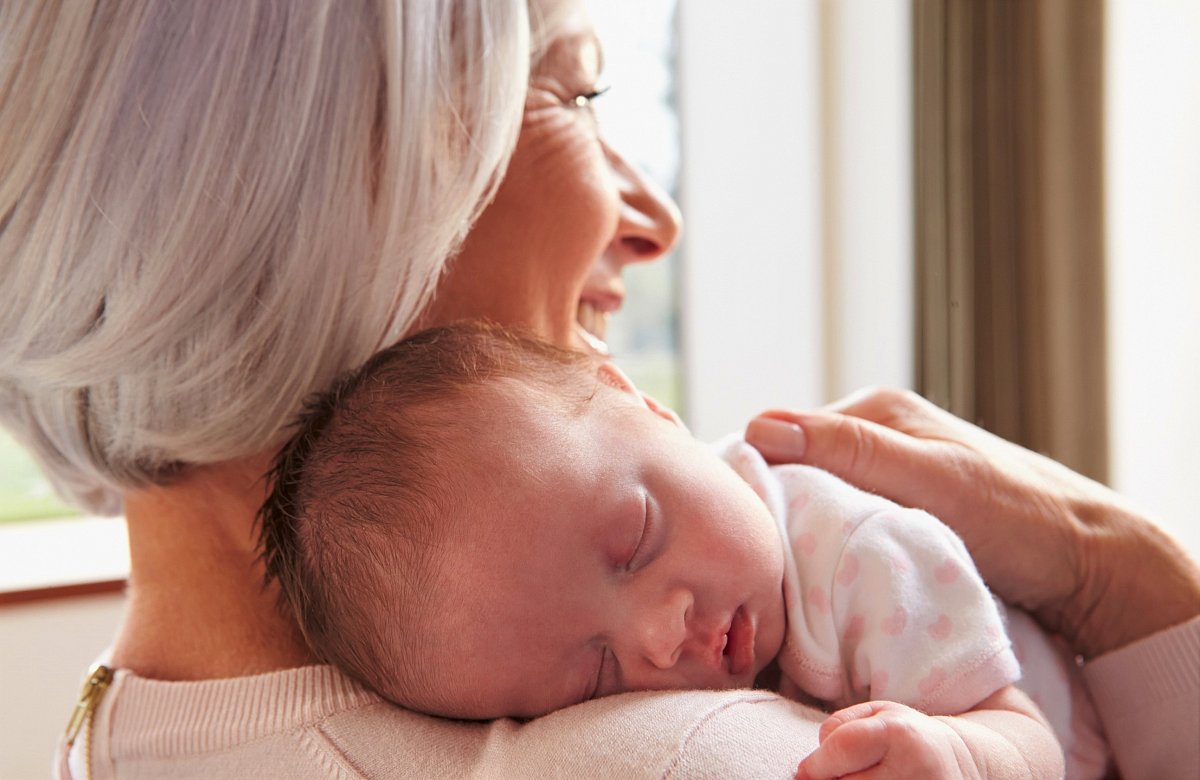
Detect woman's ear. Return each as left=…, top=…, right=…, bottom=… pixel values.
left=596, top=362, right=688, bottom=430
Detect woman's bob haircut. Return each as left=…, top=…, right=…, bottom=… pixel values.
left=0, top=0, right=555, bottom=513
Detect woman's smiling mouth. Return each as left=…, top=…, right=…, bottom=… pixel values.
left=577, top=295, right=621, bottom=355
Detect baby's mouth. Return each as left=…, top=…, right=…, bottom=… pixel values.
left=723, top=607, right=755, bottom=677
left=576, top=300, right=611, bottom=356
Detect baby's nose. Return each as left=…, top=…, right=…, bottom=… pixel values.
left=636, top=588, right=693, bottom=670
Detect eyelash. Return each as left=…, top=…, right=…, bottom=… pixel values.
left=589, top=646, right=611, bottom=701
left=624, top=492, right=650, bottom=570
left=591, top=492, right=647, bottom=701
left=570, top=85, right=610, bottom=108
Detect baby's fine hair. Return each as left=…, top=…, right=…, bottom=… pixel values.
left=258, top=321, right=596, bottom=706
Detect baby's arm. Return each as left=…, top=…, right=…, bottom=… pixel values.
left=796, top=685, right=1063, bottom=780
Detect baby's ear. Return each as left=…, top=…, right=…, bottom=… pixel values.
left=596, top=361, right=641, bottom=397
left=596, top=362, right=688, bottom=430
left=640, top=391, right=688, bottom=431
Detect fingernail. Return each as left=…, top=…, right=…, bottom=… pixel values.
left=746, top=417, right=807, bottom=461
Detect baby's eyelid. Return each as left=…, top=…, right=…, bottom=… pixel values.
left=589, top=646, right=609, bottom=701
left=624, top=492, right=650, bottom=570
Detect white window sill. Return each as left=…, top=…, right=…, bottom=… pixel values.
left=0, top=516, right=128, bottom=603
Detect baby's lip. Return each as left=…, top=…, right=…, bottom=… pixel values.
left=722, top=607, right=755, bottom=677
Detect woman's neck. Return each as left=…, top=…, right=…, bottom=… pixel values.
left=110, top=455, right=317, bottom=680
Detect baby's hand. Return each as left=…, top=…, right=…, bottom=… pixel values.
left=795, top=701, right=977, bottom=780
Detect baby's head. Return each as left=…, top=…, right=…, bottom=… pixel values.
left=259, top=321, right=786, bottom=720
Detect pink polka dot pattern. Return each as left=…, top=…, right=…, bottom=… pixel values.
left=836, top=553, right=860, bottom=586
left=844, top=614, right=866, bottom=644
left=918, top=666, right=947, bottom=697
left=934, top=559, right=960, bottom=584
left=881, top=606, right=907, bottom=636
left=927, top=614, right=953, bottom=640
left=795, top=532, right=817, bottom=557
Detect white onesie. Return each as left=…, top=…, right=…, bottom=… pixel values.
left=713, top=436, right=1109, bottom=779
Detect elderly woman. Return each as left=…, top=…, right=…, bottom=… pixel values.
left=1, top=1, right=1196, bottom=778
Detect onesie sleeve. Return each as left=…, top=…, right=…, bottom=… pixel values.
left=773, top=465, right=1019, bottom=715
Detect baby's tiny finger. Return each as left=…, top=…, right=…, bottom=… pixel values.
left=818, top=701, right=881, bottom=743
left=798, top=716, right=888, bottom=779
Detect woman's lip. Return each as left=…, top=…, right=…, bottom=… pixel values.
left=580, top=290, right=624, bottom=313
left=724, top=607, right=755, bottom=677
left=576, top=290, right=623, bottom=354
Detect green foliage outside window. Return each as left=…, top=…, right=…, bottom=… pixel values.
left=0, top=429, right=78, bottom=524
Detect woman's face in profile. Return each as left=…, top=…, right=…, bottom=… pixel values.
left=421, top=1, right=681, bottom=352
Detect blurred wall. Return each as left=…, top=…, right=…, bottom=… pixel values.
left=0, top=593, right=126, bottom=779
left=677, top=0, right=913, bottom=441
left=1107, top=0, right=1200, bottom=559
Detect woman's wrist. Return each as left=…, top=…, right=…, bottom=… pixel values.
left=1059, top=499, right=1200, bottom=659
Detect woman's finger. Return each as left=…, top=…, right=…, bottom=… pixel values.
left=745, top=409, right=959, bottom=514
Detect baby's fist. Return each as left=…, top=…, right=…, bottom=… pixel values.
left=795, top=701, right=974, bottom=779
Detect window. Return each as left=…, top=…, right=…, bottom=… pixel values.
left=589, top=0, right=683, bottom=412
left=674, top=0, right=913, bottom=440
left=0, top=429, right=77, bottom=526
left=1106, top=0, right=1200, bottom=559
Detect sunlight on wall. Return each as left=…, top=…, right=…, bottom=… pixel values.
left=1106, top=0, right=1200, bottom=559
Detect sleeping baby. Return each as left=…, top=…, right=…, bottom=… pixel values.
left=258, top=321, right=1108, bottom=779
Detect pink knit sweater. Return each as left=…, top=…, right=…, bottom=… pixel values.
left=57, top=617, right=1198, bottom=779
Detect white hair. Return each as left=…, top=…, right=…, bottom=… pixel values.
left=0, top=0, right=533, bottom=513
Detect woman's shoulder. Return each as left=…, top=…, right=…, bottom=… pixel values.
left=62, top=665, right=381, bottom=779
left=70, top=664, right=822, bottom=779
left=326, top=686, right=823, bottom=779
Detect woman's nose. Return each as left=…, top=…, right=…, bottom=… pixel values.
left=605, top=144, right=682, bottom=267
left=632, top=587, right=693, bottom=670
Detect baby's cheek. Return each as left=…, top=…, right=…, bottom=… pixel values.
left=758, top=581, right=789, bottom=665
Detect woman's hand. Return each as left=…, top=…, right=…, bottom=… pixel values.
left=745, top=388, right=1200, bottom=659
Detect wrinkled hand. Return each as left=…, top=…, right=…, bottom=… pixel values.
left=795, top=701, right=976, bottom=780
left=746, top=388, right=1200, bottom=658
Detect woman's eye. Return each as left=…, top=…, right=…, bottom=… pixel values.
left=570, top=85, right=610, bottom=109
